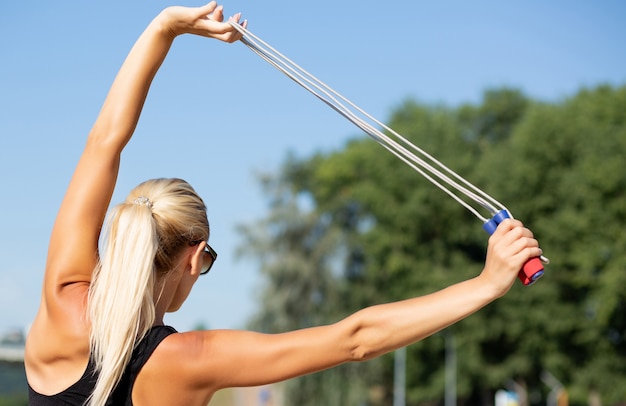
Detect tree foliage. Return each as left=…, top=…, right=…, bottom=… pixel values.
left=237, top=85, right=626, bottom=405
left=236, top=170, right=381, bottom=405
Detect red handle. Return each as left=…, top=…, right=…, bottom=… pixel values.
left=518, top=257, right=544, bottom=286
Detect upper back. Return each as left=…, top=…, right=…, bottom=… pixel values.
left=27, top=325, right=179, bottom=406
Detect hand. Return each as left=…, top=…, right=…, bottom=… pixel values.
left=480, top=219, right=542, bottom=297
left=160, top=2, right=247, bottom=42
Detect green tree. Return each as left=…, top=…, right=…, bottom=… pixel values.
left=479, top=85, right=626, bottom=403
left=237, top=163, right=381, bottom=405
left=239, top=85, right=626, bottom=405
left=292, top=95, right=518, bottom=404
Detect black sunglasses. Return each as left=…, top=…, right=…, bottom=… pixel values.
left=200, top=244, right=218, bottom=275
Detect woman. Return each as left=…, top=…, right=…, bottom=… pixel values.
left=24, top=3, right=543, bottom=405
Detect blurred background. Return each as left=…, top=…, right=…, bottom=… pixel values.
left=1, top=0, right=625, bottom=404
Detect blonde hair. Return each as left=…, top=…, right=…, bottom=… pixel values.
left=87, top=178, right=209, bottom=406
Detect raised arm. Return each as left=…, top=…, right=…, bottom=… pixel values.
left=43, top=3, right=244, bottom=297
left=26, top=4, right=245, bottom=395
left=28, top=4, right=245, bottom=353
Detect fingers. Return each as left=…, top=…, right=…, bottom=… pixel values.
left=482, top=218, right=543, bottom=289
left=197, top=1, right=218, bottom=16
left=200, top=2, right=242, bottom=25
left=211, top=4, right=224, bottom=22
left=194, top=3, right=245, bottom=42
left=161, top=3, right=235, bottom=38
left=490, top=219, right=542, bottom=266
left=491, top=218, right=528, bottom=237
left=214, top=12, right=246, bottom=43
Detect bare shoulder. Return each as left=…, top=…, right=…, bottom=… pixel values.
left=141, top=329, right=230, bottom=381
left=25, top=285, right=91, bottom=395
left=27, top=282, right=91, bottom=352
left=133, top=330, right=223, bottom=405
left=135, top=329, right=273, bottom=396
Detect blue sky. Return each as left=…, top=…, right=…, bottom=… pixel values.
left=1, top=1, right=625, bottom=334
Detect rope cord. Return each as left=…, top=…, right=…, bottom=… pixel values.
left=231, top=23, right=511, bottom=223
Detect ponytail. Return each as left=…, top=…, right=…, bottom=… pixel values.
left=86, top=178, right=209, bottom=406
left=87, top=201, right=157, bottom=406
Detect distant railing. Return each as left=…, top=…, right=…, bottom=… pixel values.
left=0, top=344, right=24, bottom=362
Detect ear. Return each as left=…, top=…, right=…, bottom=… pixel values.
left=188, top=242, right=206, bottom=277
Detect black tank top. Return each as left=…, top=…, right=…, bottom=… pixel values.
left=28, top=325, right=177, bottom=406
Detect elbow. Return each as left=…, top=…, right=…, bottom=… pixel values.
left=84, top=126, right=126, bottom=160
left=349, top=345, right=375, bottom=362
left=349, top=335, right=386, bottom=363
left=344, top=313, right=388, bottom=363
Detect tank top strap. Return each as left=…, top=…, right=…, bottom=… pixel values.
left=108, top=325, right=178, bottom=405
left=130, top=325, right=178, bottom=372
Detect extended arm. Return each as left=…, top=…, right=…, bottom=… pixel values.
left=177, top=219, right=541, bottom=391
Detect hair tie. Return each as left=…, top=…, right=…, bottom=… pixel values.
left=133, top=196, right=153, bottom=209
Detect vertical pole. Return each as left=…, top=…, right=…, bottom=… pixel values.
left=393, top=347, right=406, bottom=406
left=445, top=331, right=456, bottom=406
